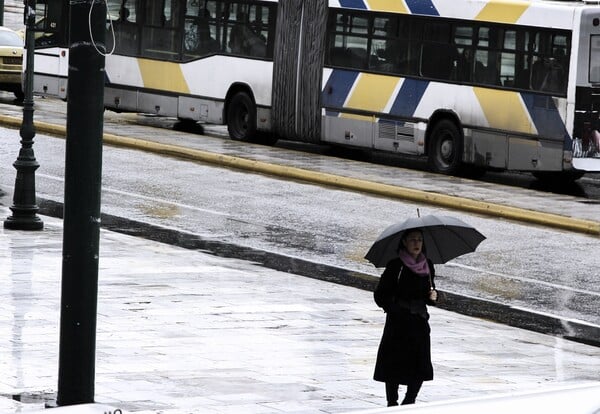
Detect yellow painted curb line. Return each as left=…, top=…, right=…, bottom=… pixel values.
left=2, top=115, right=599, bottom=236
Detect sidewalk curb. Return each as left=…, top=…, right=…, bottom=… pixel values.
left=35, top=197, right=600, bottom=348
left=1, top=114, right=599, bottom=236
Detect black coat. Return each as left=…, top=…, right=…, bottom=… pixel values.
left=373, top=257, right=436, bottom=384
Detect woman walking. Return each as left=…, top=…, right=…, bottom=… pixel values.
left=373, top=228, right=438, bottom=406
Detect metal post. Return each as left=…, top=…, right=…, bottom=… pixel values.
left=3, top=0, right=43, bottom=231
left=56, top=0, right=106, bottom=406
left=0, top=0, right=4, bottom=26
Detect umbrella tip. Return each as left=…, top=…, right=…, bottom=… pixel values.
left=417, top=208, right=420, bottom=218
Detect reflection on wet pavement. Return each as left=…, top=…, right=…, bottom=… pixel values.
left=1, top=211, right=599, bottom=413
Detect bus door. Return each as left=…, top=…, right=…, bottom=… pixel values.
left=572, top=8, right=600, bottom=171
left=271, top=0, right=327, bottom=143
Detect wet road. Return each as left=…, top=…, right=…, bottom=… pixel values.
left=2, top=89, right=600, bottom=200
left=0, top=93, right=599, bottom=346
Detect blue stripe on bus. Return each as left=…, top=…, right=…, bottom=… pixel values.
left=338, top=0, right=367, bottom=9
left=405, top=0, right=439, bottom=16
left=389, top=78, right=429, bottom=118
left=520, top=93, right=570, bottom=140
left=322, top=70, right=360, bottom=116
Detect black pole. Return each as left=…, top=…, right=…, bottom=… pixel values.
left=3, top=0, right=43, bottom=231
left=56, top=0, right=106, bottom=406
left=0, top=0, right=4, bottom=26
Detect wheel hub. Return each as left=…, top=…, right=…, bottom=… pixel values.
left=440, top=139, right=454, bottom=162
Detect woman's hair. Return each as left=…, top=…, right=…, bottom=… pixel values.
left=399, top=228, right=425, bottom=252
left=401, top=228, right=423, bottom=241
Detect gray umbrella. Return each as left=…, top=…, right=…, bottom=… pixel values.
left=365, top=214, right=486, bottom=268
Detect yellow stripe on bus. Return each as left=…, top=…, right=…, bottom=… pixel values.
left=475, top=0, right=530, bottom=24
left=137, top=59, right=190, bottom=94
left=342, top=73, right=399, bottom=121
left=366, top=0, right=408, bottom=14
left=473, top=87, right=535, bottom=135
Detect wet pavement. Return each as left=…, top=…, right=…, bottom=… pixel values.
left=1, top=92, right=600, bottom=345
left=1, top=208, right=599, bottom=413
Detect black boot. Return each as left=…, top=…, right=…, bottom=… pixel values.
left=385, top=382, right=399, bottom=407
left=401, top=380, right=422, bottom=405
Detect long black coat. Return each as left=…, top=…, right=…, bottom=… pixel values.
left=373, top=257, right=436, bottom=384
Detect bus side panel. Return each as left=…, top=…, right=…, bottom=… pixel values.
left=104, top=87, right=138, bottom=112
left=138, top=93, right=178, bottom=116
left=32, top=48, right=68, bottom=99
left=509, top=137, right=563, bottom=171
left=181, top=56, right=274, bottom=108
left=104, top=55, right=273, bottom=123
left=374, top=120, right=421, bottom=155
left=320, top=68, right=375, bottom=148
left=322, top=114, right=373, bottom=147
left=466, top=131, right=508, bottom=169
left=178, top=96, right=223, bottom=123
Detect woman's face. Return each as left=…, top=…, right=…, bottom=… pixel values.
left=402, top=230, right=423, bottom=258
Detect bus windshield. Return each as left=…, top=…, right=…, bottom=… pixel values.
left=590, top=35, right=600, bottom=84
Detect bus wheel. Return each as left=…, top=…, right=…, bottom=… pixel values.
left=13, top=89, right=24, bottom=102
left=227, top=92, right=257, bottom=142
left=428, top=119, right=463, bottom=175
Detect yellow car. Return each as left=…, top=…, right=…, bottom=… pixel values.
left=0, top=26, right=24, bottom=100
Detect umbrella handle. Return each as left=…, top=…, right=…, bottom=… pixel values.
left=428, top=273, right=437, bottom=302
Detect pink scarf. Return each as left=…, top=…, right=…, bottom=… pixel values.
left=398, top=249, right=430, bottom=276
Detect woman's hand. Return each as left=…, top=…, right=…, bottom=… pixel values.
left=428, top=289, right=438, bottom=302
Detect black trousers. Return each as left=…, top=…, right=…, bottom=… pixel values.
left=385, top=380, right=423, bottom=406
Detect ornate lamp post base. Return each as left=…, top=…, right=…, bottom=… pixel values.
left=4, top=0, right=43, bottom=231
left=3, top=148, right=45, bottom=230
left=4, top=206, right=44, bottom=230
left=4, top=215, right=44, bottom=230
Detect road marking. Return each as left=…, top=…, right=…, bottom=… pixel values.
left=448, top=262, right=600, bottom=296
left=36, top=173, right=231, bottom=217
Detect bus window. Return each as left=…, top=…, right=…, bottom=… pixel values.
left=184, top=0, right=220, bottom=57
left=590, top=35, right=600, bottom=84
left=369, top=16, right=411, bottom=75
left=473, top=27, right=502, bottom=86
left=370, top=16, right=391, bottom=71
left=500, top=51, right=516, bottom=87
left=421, top=21, right=456, bottom=81
left=141, top=0, right=181, bottom=60
left=227, top=2, right=270, bottom=58
left=343, top=35, right=368, bottom=69
left=248, top=5, right=271, bottom=57
left=500, top=30, right=516, bottom=86
left=327, top=12, right=368, bottom=69
left=164, top=0, right=183, bottom=28
left=421, top=42, right=457, bottom=80
left=107, top=0, right=139, bottom=55
left=455, top=26, right=473, bottom=82
left=530, top=31, right=568, bottom=93
left=33, top=0, right=68, bottom=47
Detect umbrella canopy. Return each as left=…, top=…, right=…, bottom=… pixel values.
left=365, top=214, right=486, bottom=267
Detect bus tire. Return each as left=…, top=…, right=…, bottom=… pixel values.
left=14, top=89, right=24, bottom=101
left=227, top=91, right=257, bottom=142
left=428, top=119, right=463, bottom=175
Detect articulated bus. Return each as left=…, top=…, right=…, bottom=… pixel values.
left=31, top=0, right=600, bottom=180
